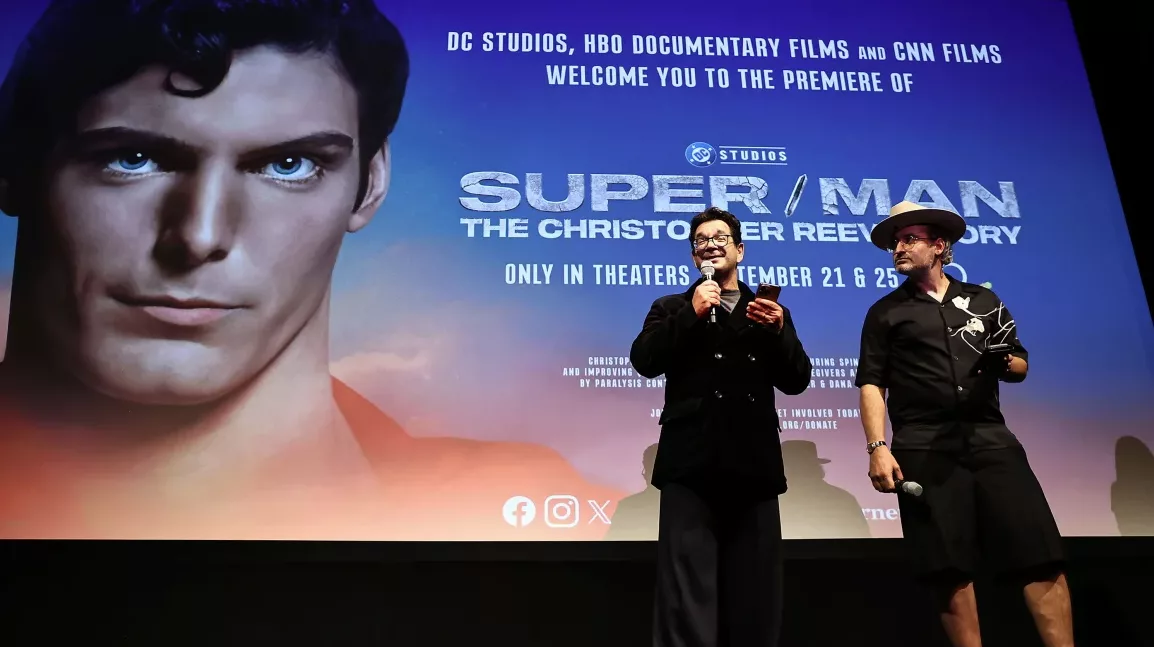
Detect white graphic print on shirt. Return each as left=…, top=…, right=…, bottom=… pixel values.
left=950, top=294, right=1015, bottom=355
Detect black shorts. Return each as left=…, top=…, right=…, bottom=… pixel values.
left=892, top=447, right=1064, bottom=581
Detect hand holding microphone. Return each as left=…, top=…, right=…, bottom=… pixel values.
left=693, top=261, right=721, bottom=322
left=893, top=479, right=924, bottom=497
left=868, top=445, right=923, bottom=496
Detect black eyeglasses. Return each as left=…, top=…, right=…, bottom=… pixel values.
left=692, top=234, right=732, bottom=250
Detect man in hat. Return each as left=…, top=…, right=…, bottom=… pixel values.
left=854, top=202, right=1074, bottom=647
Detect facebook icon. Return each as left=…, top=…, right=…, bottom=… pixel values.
left=502, top=496, right=537, bottom=527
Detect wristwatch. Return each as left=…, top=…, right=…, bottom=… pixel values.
left=866, top=440, right=887, bottom=454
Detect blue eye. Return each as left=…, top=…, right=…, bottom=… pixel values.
left=262, top=156, right=318, bottom=181
left=108, top=152, right=157, bottom=174
left=271, top=158, right=302, bottom=174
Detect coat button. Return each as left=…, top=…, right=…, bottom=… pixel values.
left=747, top=354, right=756, bottom=362
left=714, top=391, right=724, bottom=399
left=747, top=394, right=756, bottom=402
left=713, top=352, right=723, bottom=360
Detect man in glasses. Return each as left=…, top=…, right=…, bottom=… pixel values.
left=854, top=201, right=1074, bottom=647
left=630, top=206, right=812, bottom=647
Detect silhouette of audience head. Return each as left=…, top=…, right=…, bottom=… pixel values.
left=1115, top=436, right=1154, bottom=481
left=1111, top=435, right=1154, bottom=535
left=779, top=439, right=870, bottom=539
left=642, top=443, right=659, bottom=486
left=781, top=440, right=830, bottom=481
left=603, top=442, right=661, bottom=541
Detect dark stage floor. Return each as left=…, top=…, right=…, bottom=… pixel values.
left=0, top=538, right=1149, bottom=646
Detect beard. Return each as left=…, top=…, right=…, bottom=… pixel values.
left=894, top=252, right=945, bottom=277
left=894, top=255, right=926, bottom=275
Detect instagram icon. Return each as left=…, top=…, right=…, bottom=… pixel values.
left=545, top=495, right=580, bottom=528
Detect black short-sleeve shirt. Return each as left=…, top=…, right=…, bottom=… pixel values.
left=855, top=276, right=1027, bottom=450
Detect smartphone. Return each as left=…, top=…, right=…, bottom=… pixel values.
left=756, top=283, right=781, bottom=302
left=985, top=343, right=1013, bottom=356
left=978, top=342, right=1014, bottom=375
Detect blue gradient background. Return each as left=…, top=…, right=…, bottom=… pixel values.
left=1, top=0, right=1151, bottom=538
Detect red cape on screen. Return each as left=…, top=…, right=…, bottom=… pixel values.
left=333, top=379, right=624, bottom=541
left=0, top=372, right=624, bottom=541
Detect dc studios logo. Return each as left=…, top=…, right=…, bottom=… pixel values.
left=684, top=141, right=789, bottom=167
left=685, top=142, right=717, bottom=168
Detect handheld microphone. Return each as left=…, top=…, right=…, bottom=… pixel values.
left=895, top=479, right=923, bottom=497
left=700, top=261, right=716, bottom=324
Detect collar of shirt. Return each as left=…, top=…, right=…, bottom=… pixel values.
left=898, top=273, right=982, bottom=303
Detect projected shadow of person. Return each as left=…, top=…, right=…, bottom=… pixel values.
left=604, top=443, right=660, bottom=540
left=779, top=440, right=871, bottom=539
left=1110, top=435, right=1154, bottom=535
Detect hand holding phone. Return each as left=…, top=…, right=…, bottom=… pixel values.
left=756, top=283, right=781, bottom=302
left=748, top=283, right=784, bottom=331
left=978, top=343, right=1014, bottom=375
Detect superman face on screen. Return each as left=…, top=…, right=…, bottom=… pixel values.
left=0, top=0, right=406, bottom=405
left=0, top=1, right=623, bottom=541
left=30, top=48, right=381, bottom=404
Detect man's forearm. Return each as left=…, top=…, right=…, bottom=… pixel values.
left=859, top=385, right=887, bottom=443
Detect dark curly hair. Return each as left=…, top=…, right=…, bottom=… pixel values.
left=689, top=206, right=743, bottom=245
left=0, top=0, right=409, bottom=214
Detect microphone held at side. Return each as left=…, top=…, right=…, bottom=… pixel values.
left=895, top=479, right=923, bottom=497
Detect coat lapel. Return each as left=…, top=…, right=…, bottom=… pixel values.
left=727, top=282, right=758, bottom=331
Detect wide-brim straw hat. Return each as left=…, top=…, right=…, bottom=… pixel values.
left=870, top=200, right=966, bottom=250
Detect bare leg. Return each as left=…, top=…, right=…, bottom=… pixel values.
left=1023, top=572, right=1074, bottom=647
left=937, top=581, right=982, bottom=647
